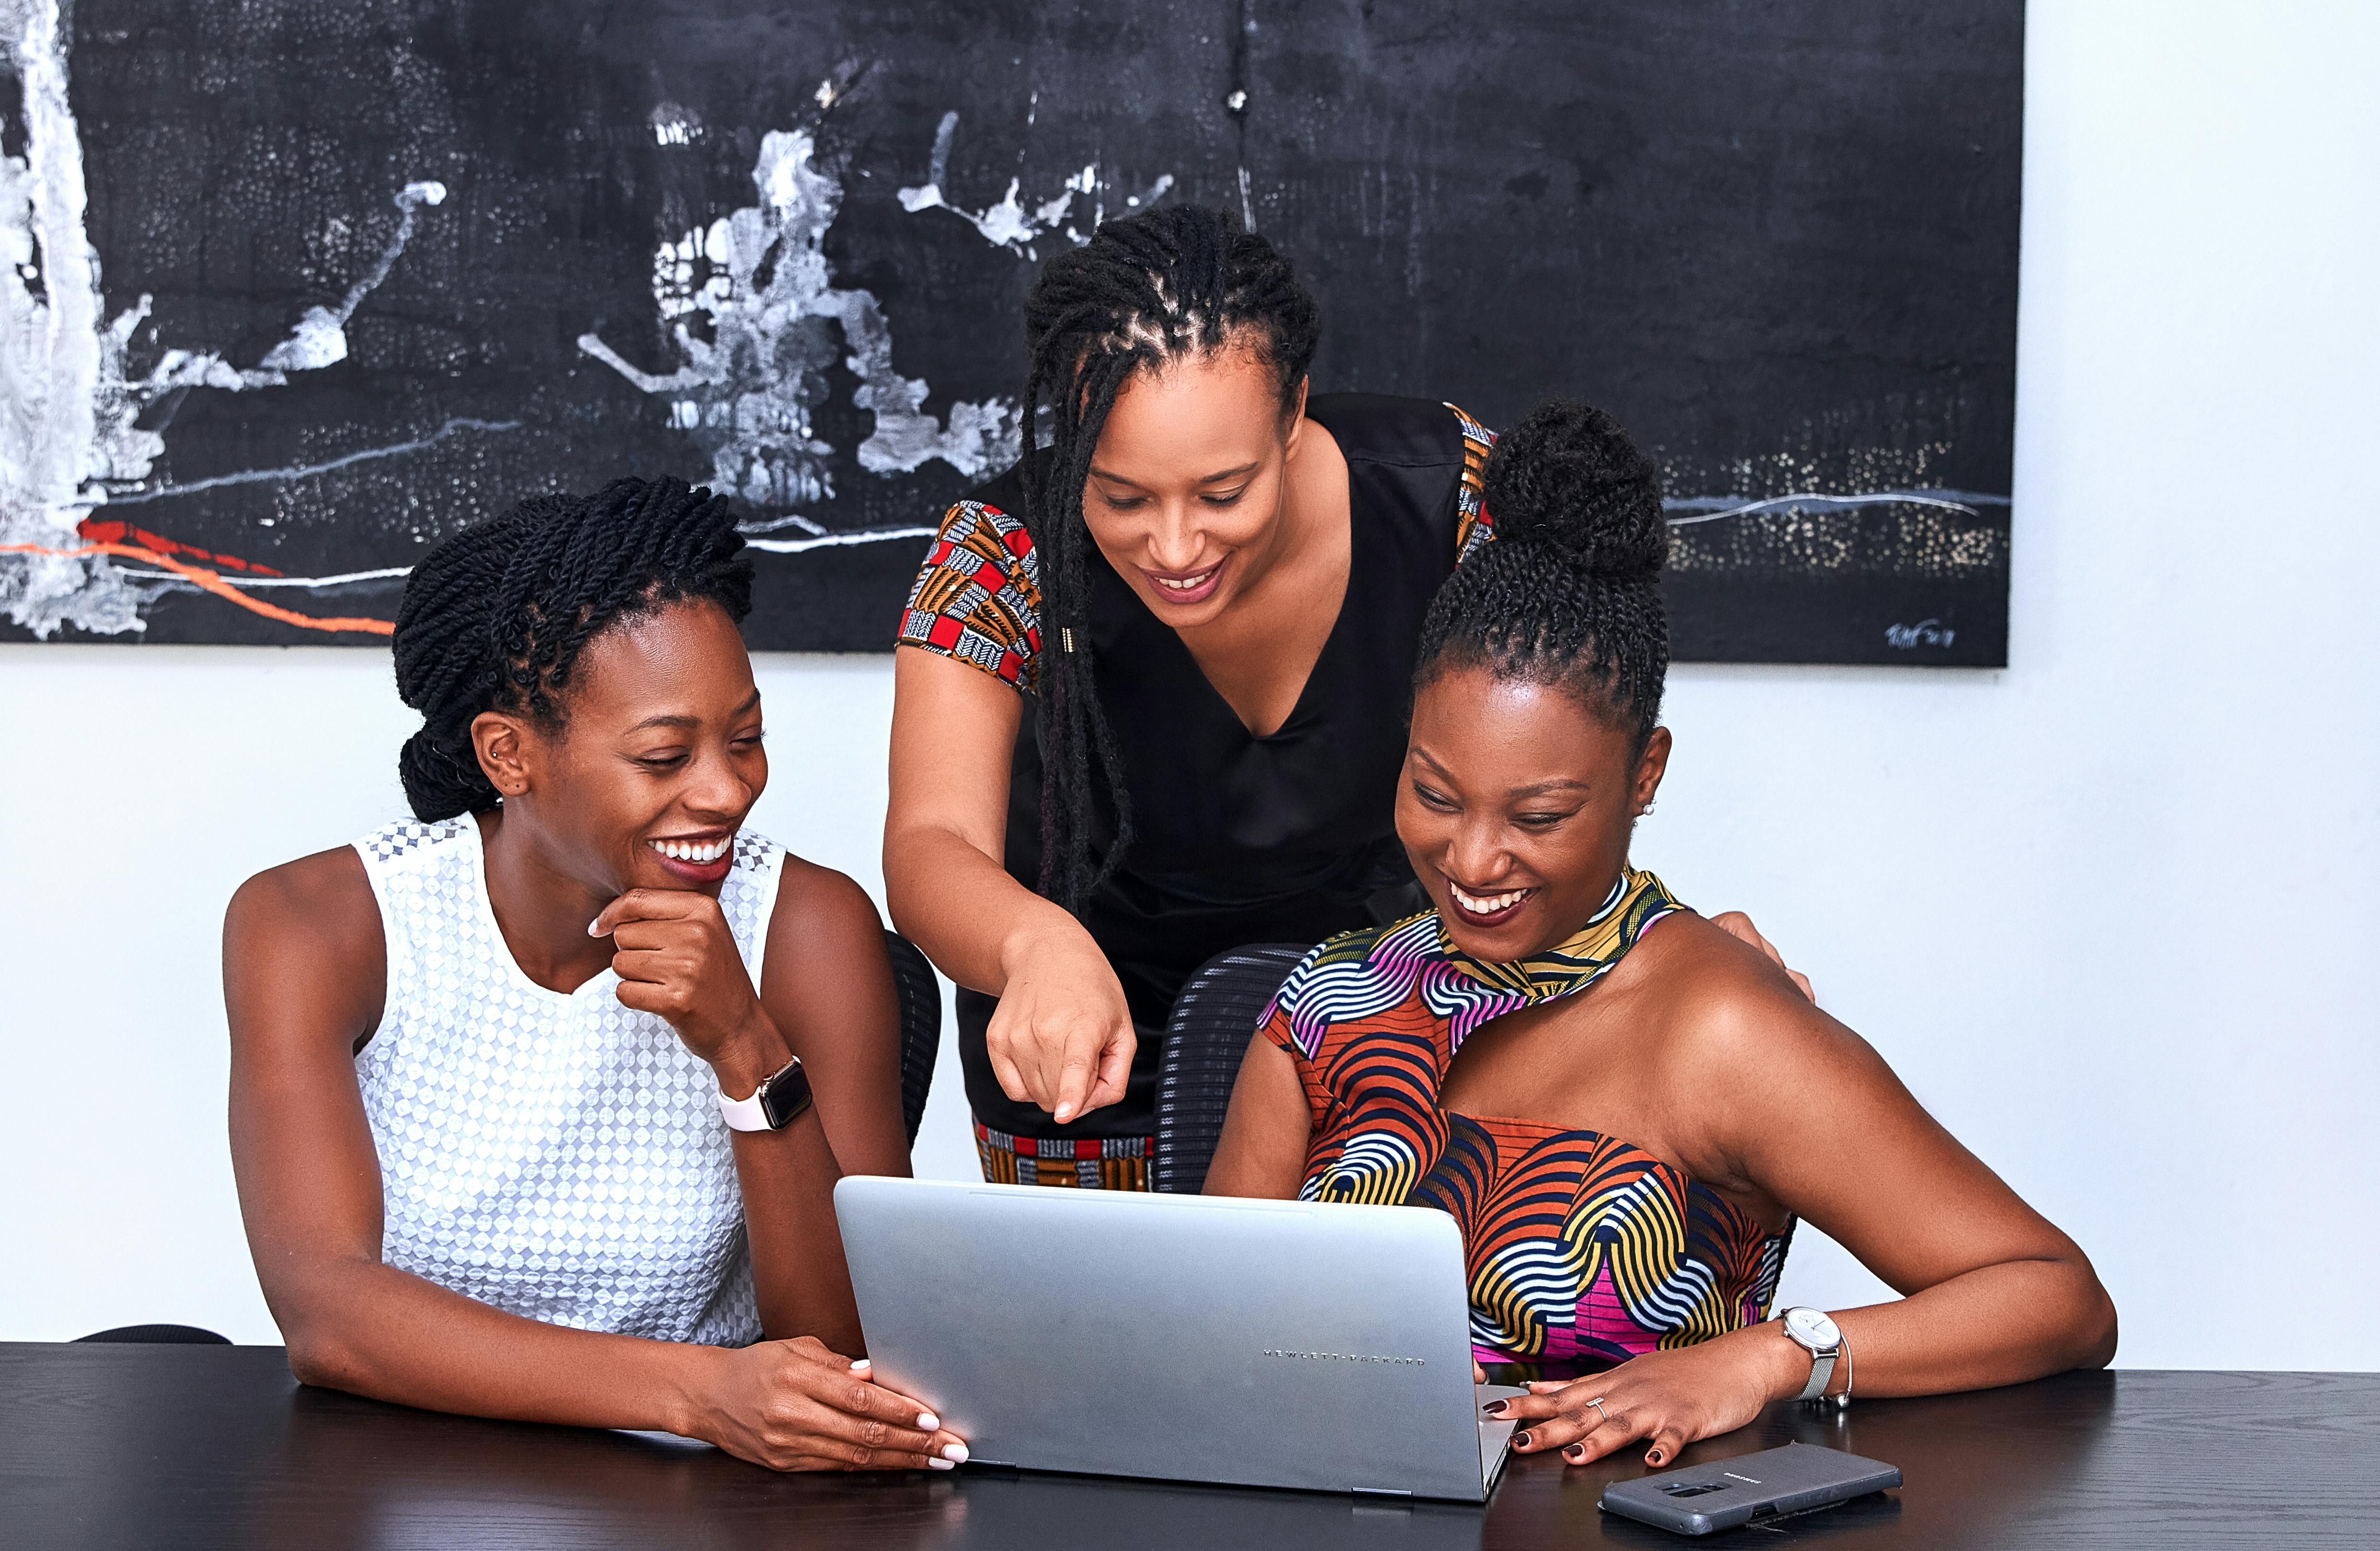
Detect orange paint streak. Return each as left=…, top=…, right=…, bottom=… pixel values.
left=0, top=541, right=395, bottom=636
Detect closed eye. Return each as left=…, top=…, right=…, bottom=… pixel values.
left=1199, top=487, right=1248, bottom=506
left=1514, top=809, right=1576, bottom=829
left=1411, top=781, right=1458, bottom=811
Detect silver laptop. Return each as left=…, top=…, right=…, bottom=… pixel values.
left=834, top=1177, right=1522, bottom=1501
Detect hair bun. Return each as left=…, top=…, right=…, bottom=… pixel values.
left=1481, top=398, right=1666, bottom=580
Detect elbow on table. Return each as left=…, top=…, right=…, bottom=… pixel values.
left=2074, top=1278, right=2121, bottom=1372
left=281, top=1315, right=375, bottom=1395
left=2047, top=1251, right=2120, bottom=1374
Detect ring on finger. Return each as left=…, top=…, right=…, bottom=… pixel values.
left=1587, top=1395, right=1611, bottom=1426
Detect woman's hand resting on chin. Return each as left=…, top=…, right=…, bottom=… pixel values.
left=1484, top=1324, right=1804, bottom=1468
left=685, top=1336, right=970, bottom=1473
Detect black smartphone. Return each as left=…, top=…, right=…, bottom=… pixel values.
left=1598, top=1442, right=1901, bottom=1536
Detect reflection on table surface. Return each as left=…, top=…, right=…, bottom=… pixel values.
left=7, top=1346, right=2380, bottom=1550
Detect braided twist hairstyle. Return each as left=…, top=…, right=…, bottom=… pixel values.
left=391, top=476, right=753, bottom=821
left=1415, top=398, right=1670, bottom=749
left=1019, top=204, right=1321, bottom=913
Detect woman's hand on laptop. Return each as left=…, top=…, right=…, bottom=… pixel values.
left=1485, top=1330, right=1790, bottom=1469
left=685, top=1335, right=969, bottom=1472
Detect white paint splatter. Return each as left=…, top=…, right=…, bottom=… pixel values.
left=257, top=181, right=446, bottom=372
left=897, top=111, right=1173, bottom=252
left=579, top=124, right=1024, bottom=508
left=0, top=0, right=479, bottom=636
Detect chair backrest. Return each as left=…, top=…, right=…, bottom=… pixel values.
left=1152, top=943, right=1312, bottom=1194
left=74, top=1324, right=230, bottom=1344
left=882, top=931, right=941, bottom=1145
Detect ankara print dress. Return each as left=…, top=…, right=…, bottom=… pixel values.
left=896, top=395, right=1497, bottom=1186
left=1262, top=871, right=1794, bottom=1375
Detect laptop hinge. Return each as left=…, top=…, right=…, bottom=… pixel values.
left=1350, top=1487, right=1413, bottom=1501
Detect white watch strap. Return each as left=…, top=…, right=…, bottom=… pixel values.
left=1795, top=1349, right=1837, bottom=1402
left=716, top=1084, right=772, bottom=1132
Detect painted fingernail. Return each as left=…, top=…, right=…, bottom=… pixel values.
left=1482, top=1400, right=1507, bottom=1415
left=916, top=1411, right=940, bottom=1431
left=1054, top=1106, right=1075, bottom=1122
left=1512, top=1431, right=1532, bottom=1449
left=942, top=1443, right=968, bottom=1462
left=1648, top=1450, right=1665, bottom=1465
left=928, top=1457, right=954, bottom=1470
left=849, top=1359, right=871, bottom=1371
left=1565, top=1444, right=1586, bottom=1462
left=587, top=919, right=602, bottom=936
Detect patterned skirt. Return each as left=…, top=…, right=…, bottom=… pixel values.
left=973, top=1121, right=1150, bottom=1190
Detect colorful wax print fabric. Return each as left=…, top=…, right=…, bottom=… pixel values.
left=1261, top=872, right=1792, bottom=1370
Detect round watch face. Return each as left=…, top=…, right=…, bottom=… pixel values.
left=1784, top=1307, right=1842, bottom=1350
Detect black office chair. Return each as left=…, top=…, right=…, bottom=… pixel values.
left=74, top=1324, right=230, bottom=1344
left=1152, top=943, right=1310, bottom=1194
left=883, top=930, right=941, bottom=1146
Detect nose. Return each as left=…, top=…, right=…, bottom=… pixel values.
left=1142, top=500, right=1207, bottom=574
left=683, top=752, right=755, bottom=824
left=1441, top=812, right=1512, bottom=890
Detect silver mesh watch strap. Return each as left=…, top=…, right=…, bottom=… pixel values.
left=1794, top=1348, right=1837, bottom=1402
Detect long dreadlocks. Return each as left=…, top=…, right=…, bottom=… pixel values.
left=1017, top=204, right=1321, bottom=914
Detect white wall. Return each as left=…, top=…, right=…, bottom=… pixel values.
left=3, top=3, right=2375, bottom=1365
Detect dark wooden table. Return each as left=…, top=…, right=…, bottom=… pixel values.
left=3, top=1344, right=2373, bottom=1548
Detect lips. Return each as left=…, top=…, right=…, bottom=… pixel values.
left=648, top=832, right=735, bottom=883
left=1141, top=554, right=1227, bottom=607
left=1446, top=878, right=1538, bottom=928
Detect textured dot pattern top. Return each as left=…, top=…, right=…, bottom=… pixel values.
left=352, top=816, right=785, bottom=1347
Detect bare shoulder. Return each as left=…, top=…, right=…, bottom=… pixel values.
left=223, top=845, right=386, bottom=1051
left=1627, top=911, right=1881, bottom=1086
left=766, top=852, right=886, bottom=950
left=226, top=846, right=382, bottom=960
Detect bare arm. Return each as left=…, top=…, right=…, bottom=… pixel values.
left=226, top=852, right=959, bottom=1471
left=733, top=858, right=913, bottom=1347
left=1499, top=921, right=2116, bottom=1468
left=1201, top=1035, right=1311, bottom=1198
left=883, top=646, right=1134, bottom=1122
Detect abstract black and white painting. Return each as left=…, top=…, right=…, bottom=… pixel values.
left=0, top=0, right=2020, bottom=662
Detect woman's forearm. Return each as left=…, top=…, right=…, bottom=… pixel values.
left=276, top=1257, right=722, bottom=1433
left=884, top=819, right=1084, bottom=996
left=1770, top=1254, right=2118, bottom=1402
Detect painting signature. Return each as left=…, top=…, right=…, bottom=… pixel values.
left=1885, top=618, right=1957, bottom=649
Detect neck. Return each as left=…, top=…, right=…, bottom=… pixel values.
left=475, top=807, right=617, bottom=995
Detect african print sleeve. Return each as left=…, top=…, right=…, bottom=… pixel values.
left=1259, top=941, right=1340, bottom=1132
left=1447, top=401, right=1498, bottom=565
left=895, top=500, right=1045, bottom=693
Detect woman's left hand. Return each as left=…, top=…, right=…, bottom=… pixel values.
left=1487, top=1331, right=1790, bottom=1468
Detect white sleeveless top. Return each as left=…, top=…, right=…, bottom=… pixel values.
left=352, top=815, right=785, bottom=1347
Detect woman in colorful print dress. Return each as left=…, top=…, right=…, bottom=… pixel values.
left=884, top=205, right=1801, bottom=1185
left=1205, top=401, right=2117, bottom=1469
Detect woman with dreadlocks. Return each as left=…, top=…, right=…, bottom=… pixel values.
left=887, top=205, right=1802, bottom=1184
left=1206, top=401, right=2115, bottom=1469
left=225, top=477, right=966, bottom=1472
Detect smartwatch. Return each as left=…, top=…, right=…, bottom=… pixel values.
left=716, top=1055, right=814, bottom=1132
left=1778, top=1306, right=1844, bottom=1404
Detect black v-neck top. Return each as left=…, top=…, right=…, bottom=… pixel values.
left=898, top=394, right=1497, bottom=1138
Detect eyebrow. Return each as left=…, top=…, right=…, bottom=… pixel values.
left=1410, top=747, right=1589, bottom=798
left=624, top=689, right=760, bottom=734
left=1088, top=460, right=1261, bottom=489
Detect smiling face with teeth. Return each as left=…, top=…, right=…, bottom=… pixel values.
left=1397, top=665, right=1671, bottom=963
left=1080, top=344, right=1312, bottom=626
left=469, top=599, right=767, bottom=902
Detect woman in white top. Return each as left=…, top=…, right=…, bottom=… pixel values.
left=226, top=477, right=966, bottom=1472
